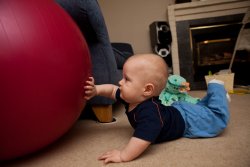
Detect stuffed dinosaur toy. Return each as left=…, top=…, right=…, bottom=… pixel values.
left=159, top=75, right=200, bottom=106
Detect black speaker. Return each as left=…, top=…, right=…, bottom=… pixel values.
left=150, top=21, right=172, bottom=46
left=150, top=21, right=172, bottom=67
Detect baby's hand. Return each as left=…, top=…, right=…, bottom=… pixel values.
left=84, top=77, right=97, bottom=100
left=98, top=149, right=122, bottom=164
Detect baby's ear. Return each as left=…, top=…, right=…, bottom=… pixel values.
left=143, top=83, right=154, bottom=96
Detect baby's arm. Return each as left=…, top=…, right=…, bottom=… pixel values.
left=98, top=137, right=151, bottom=164
left=84, top=77, right=118, bottom=100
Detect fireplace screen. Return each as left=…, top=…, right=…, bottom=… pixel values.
left=175, top=14, right=249, bottom=89
left=190, top=23, right=242, bottom=81
left=197, top=38, right=234, bottom=66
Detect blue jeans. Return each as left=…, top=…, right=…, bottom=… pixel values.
left=172, top=83, right=230, bottom=138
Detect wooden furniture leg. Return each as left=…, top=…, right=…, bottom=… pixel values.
left=92, top=105, right=113, bottom=123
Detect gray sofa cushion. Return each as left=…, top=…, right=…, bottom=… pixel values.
left=56, top=0, right=121, bottom=105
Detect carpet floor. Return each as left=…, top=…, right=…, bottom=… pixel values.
left=2, top=91, right=250, bottom=167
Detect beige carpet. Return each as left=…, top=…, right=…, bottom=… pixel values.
left=2, top=91, right=250, bottom=167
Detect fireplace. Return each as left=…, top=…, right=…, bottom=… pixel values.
left=168, top=0, right=250, bottom=90
left=177, top=14, right=245, bottom=89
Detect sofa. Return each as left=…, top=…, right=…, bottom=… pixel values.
left=55, top=0, right=133, bottom=122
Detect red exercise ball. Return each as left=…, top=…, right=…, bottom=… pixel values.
left=0, top=0, right=91, bottom=161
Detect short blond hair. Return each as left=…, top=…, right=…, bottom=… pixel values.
left=125, top=54, right=168, bottom=96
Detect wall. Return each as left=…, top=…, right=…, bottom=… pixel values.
left=98, top=0, right=175, bottom=54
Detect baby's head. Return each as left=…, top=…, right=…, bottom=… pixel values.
left=122, top=54, right=168, bottom=98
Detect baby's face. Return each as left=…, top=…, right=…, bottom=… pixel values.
left=118, top=61, right=146, bottom=104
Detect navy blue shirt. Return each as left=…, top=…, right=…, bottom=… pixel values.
left=116, top=89, right=185, bottom=143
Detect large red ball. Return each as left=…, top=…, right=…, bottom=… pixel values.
left=0, top=0, right=91, bottom=160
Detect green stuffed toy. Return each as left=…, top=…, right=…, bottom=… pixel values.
left=159, top=75, right=200, bottom=106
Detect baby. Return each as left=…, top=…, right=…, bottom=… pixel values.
left=84, top=53, right=230, bottom=164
